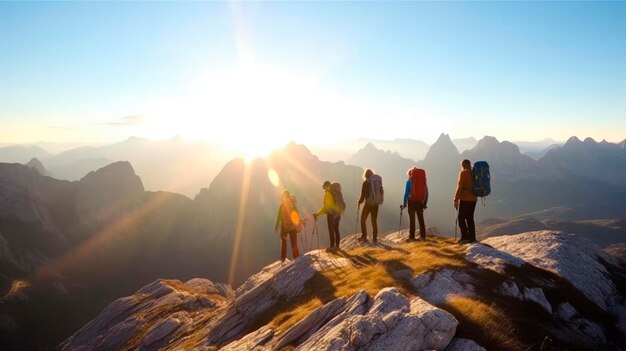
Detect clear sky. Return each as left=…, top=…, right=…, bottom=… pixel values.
left=1, top=2, right=625, bottom=155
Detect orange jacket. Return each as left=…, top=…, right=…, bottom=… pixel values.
left=455, top=169, right=478, bottom=202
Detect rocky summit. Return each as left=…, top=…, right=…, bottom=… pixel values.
left=60, top=230, right=625, bottom=351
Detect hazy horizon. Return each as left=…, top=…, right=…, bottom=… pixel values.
left=2, top=2, right=625, bottom=157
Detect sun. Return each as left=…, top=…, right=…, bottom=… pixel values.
left=141, top=63, right=320, bottom=157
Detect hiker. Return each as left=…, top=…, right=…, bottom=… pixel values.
left=454, top=159, right=478, bottom=243
left=402, top=167, right=428, bottom=241
left=313, top=181, right=342, bottom=250
left=274, top=190, right=301, bottom=262
left=358, top=169, right=384, bottom=243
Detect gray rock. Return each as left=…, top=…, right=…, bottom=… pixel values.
left=522, top=287, right=552, bottom=314
left=555, top=303, right=607, bottom=345
left=445, top=337, right=487, bottom=351
left=59, top=279, right=228, bottom=351
left=498, top=281, right=552, bottom=314
left=143, top=316, right=187, bottom=346
left=295, top=288, right=458, bottom=351
left=221, top=326, right=275, bottom=351
left=205, top=255, right=318, bottom=346
left=483, top=231, right=618, bottom=311
left=411, top=268, right=475, bottom=305
left=464, top=242, right=525, bottom=274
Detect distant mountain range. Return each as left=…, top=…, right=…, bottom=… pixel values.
left=0, top=137, right=237, bottom=197
left=1, top=136, right=571, bottom=198
left=1, top=134, right=625, bottom=349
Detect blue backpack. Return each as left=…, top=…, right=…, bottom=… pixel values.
left=472, top=161, right=491, bottom=197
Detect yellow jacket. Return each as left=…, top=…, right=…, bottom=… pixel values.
left=455, top=169, right=478, bottom=202
left=315, top=189, right=339, bottom=216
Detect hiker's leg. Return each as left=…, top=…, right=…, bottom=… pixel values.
left=327, top=214, right=335, bottom=247
left=458, top=201, right=469, bottom=239
left=290, top=230, right=300, bottom=258
left=333, top=215, right=341, bottom=247
left=417, top=205, right=426, bottom=240
left=280, top=231, right=287, bottom=261
left=467, top=201, right=477, bottom=241
left=360, top=206, right=370, bottom=238
left=370, top=205, right=379, bottom=241
left=408, top=202, right=416, bottom=239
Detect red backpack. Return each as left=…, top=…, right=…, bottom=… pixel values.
left=409, top=168, right=426, bottom=202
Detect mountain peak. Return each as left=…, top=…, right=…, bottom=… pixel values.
left=583, top=137, right=597, bottom=144
left=25, top=157, right=46, bottom=175
left=423, top=133, right=459, bottom=162
left=76, top=161, right=145, bottom=222
left=476, top=135, right=499, bottom=146
left=565, top=136, right=582, bottom=145
left=364, top=142, right=378, bottom=151
left=619, top=139, right=626, bottom=149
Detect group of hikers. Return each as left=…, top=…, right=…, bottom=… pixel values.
left=275, top=159, right=490, bottom=262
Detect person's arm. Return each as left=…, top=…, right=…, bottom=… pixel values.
left=424, top=182, right=429, bottom=207
left=403, top=180, right=411, bottom=208
left=315, top=191, right=331, bottom=216
left=358, top=181, right=368, bottom=204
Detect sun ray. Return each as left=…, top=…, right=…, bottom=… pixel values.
left=227, top=159, right=253, bottom=286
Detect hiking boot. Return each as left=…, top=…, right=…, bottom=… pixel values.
left=405, top=237, right=417, bottom=242
left=358, top=237, right=368, bottom=243
left=457, top=239, right=470, bottom=244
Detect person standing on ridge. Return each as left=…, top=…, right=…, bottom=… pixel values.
left=314, top=181, right=341, bottom=250
left=402, top=167, right=428, bottom=241
left=454, top=159, right=478, bottom=243
left=358, top=169, right=384, bottom=243
left=274, top=190, right=301, bottom=262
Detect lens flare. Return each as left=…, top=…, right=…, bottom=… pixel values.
left=268, top=168, right=280, bottom=187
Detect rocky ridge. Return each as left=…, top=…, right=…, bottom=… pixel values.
left=59, top=230, right=626, bottom=351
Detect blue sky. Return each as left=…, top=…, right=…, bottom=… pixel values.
left=1, top=1, right=625, bottom=149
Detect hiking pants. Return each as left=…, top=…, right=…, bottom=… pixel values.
left=360, top=204, right=379, bottom=240
left=408, top=201, right=426, bottom=240
left=280, top=229, right=300, bottom=260
left=458, top=200, right=477, bottom=241
left=327, top=213, right=341, bottom=248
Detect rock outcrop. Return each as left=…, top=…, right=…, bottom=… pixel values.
left=59, top=231, right=626, bottom=351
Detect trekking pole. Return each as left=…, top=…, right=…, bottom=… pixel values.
left=301, top=219, right=308, bottom=253
left=356, top=203, right=360, bottom=236
left=454, top=209, right=458, bottom=241
left=314, top=217, right=320, bottom=250
left=398, top=205, right=403, bottom=235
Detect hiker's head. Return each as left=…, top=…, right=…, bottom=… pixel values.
left=322, top=180, right=331, bottom=190
left=363, top=169, right=373, bottom=180
left=462, top=159, right=472, bottom=170
left=407, top=167, right=417, bottom=177
left=281, top=190, right=291, bottom=200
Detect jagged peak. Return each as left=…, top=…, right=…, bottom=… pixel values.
left=476, top=135, right=500, bottom=146
left=424, top=133, right=459, bottom=161
left=583, top=137, right=597, bottom=144
left=565, top=136, right=582, bottom=145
